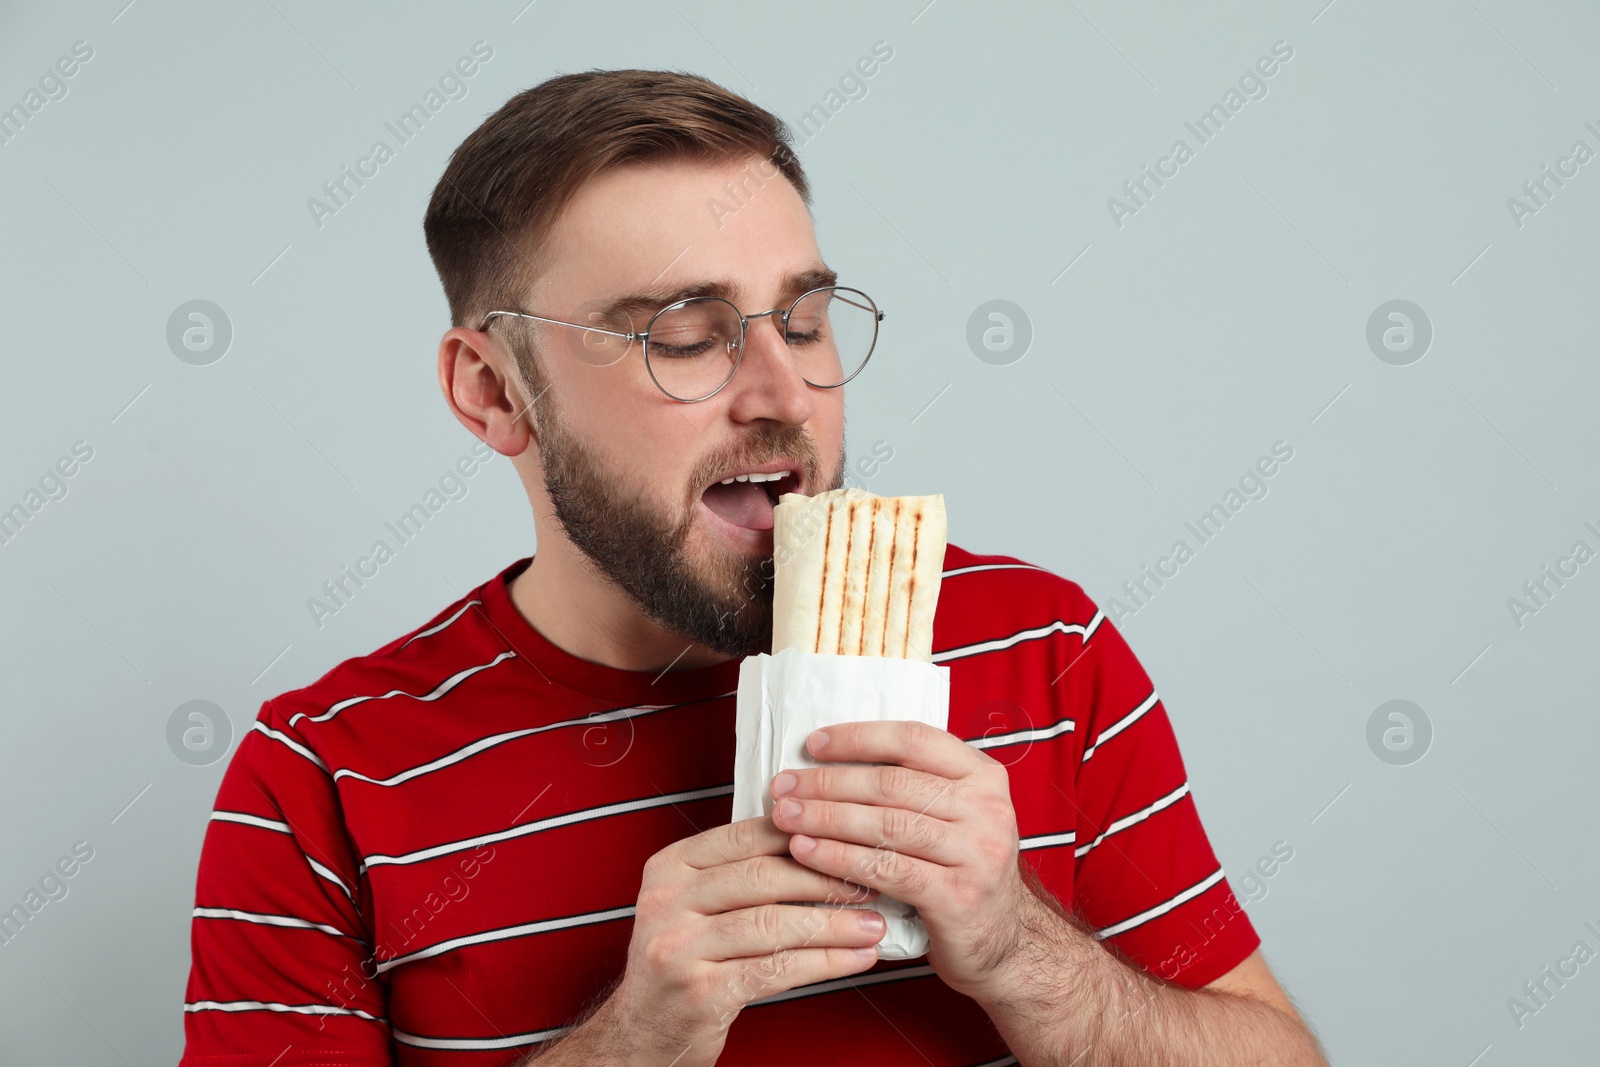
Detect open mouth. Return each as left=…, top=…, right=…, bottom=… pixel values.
left=699, top=468, right=802, bottom=533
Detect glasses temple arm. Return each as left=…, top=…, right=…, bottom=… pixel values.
left=481, top=310, right=638, bottom=341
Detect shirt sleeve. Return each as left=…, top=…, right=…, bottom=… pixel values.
left=180, top=698, right=394, bottom=1066
left=1054, top=589, right=1260, bottom=990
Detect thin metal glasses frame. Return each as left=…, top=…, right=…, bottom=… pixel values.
left=479, top=285, right=883, bottom=402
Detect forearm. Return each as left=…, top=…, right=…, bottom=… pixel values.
left=516, top=986, right=635, bottom=1066
left=975, top=893, right=1327, bottom=1067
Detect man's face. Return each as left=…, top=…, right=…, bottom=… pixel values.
left=512, top=156, right=847, bottom=657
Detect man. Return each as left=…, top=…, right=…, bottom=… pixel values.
left=180, top=69, right=1328, bottom=1066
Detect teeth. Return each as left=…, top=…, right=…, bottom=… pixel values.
left=716, top=470, right=791, bottom=486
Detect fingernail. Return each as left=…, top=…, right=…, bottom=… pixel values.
left=790, top=833, right=816, bottom=856
left=853, top=946, right=878, bottom=961
left=808, top=729, right=829, bottom=753
left=858, top=910, right=886, bottom=933
left=772, top=772, right=797, bottom=796
left=776, top=797, right=802, bottom=820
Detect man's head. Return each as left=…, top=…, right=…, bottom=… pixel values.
left=425, top=70, right=850, bottom=658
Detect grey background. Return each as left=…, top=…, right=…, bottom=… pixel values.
left=2, top=0, right=1596, bottom=1063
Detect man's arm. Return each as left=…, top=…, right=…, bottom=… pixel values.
left=181, top=701, right=394, bottom=1064
left=971, top=865, right=1327, bottom=1066
left=771, top=721, right=1327, bottom=1067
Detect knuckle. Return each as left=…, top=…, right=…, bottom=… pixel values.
left=636, top=879, right=676, bottom=917
left=970, top=787, right=1006, bottom=823
left=752, top=854, right=791, bottom=892
left=881, top=765, right=918, bottom=803
left=727, top=818, right=757, bottom=855
left=741, top=949, right=790, bottom=995
left=641, top=928, right=683, bottom=971
left=886, top=807, right=938, bottom=851
left=641, top=848, right=672, bottom=880
left=685, top=961, right=726, bottom=1007
left=984, top=759, right=1013, bottom=789
left=705, top=860, right=742, bottom=897
left=861, top=846, right=899, bottom=883
left=729, top=856, right=766, bottom=897
left=899, top=862, right=931, bottom=896
left=712, top=907, right=752, bottom=944
left=754, top=905, right=790, bottom=946
left=747, top=816, right=775, bottom=850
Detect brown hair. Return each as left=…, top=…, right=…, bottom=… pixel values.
left=423, top=68, right=809, bottom=369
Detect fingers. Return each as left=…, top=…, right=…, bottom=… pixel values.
left=683, top=854, right=878, bottom=914
left=771, top=795, right=962, bottom=865
left=807, top=721, right=990, bottom=779
left=787, top=833, right=943, bottom=908
left=677, top=816, right=792, bottom=870
left=714, top=944, right=881, bottom=1006
left=772, top=762, right=962, bottom=821
left=700, top=902, right=888, bottom=963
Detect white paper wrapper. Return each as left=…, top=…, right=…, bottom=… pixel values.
left=733, top=648, right=951, bottom=960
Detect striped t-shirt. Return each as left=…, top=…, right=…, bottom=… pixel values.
left=180, top=545, right=1259, bottom=1066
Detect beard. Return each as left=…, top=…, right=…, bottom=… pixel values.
left=534, top=387, right=845, bottom=660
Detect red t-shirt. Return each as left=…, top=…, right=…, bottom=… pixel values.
left=180, top=545, right=1259, bottom=1065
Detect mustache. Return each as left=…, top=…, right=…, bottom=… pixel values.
left=691, top=425, right=821, bottom=493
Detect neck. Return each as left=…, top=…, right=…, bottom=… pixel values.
left=508, top=537, right=733, bottom=674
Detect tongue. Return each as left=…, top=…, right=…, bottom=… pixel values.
left=701, top=480, right=775, bottom=531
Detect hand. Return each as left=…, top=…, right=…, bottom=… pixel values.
left=599, top=816, right=887, bottom=1067
left=767, top=721, right=1033, bottom=1001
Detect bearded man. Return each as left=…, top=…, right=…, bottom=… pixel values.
left=179, top=68, right=1326, bottom=1067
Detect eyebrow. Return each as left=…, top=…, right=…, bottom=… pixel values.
left=596, top=265, right=839, bottom=329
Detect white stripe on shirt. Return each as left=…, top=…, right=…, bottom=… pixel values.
left=184, top=999, right=382, bottom=1022
left=392, top=1024, right=568, bottom=1050
left=209, top=812, right=353, bottom=903
left=334, top=694, right=732, bottom=789
left=210, top=810, right=291, bottom=834
left=250, top=722, right=329, bottom=771
left=1095, top=867, right=1225, bottom=940
left=397, top=600, right=482, bottom=651
left=933, top=611, right=1105, bottom=664
left=306, top=857, right=356, bottom=903
left=941, top=563, right=1047, bottom=578
left=1075, top=782, right=1190, bottom=858
left=376, top=904, right=637, bottom=974
left=288, top=650, right=517, bottom=729
left=968, top=715, right=1075, bottom=750
left=1019, top=830, right=1077, bottom=851
left=362, top=783, right=735, bottom=870
left=192, top=906, right=358, bottom=941
left=1081, top=689, right=1158, bottom=763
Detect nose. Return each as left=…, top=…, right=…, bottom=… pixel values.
left=723, top=311, right=814, bottom=426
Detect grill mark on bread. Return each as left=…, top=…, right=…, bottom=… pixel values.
left=813, top=497, right=833, bottom=655
left=838, top=499, right=855, bottom=656
left=906, top=502, right=921, bottom=659
left=886, top=497, right=900, bottom=657
left=860, top=497, right=878, bottom=656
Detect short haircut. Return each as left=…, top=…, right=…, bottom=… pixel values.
left=423, top=68, right=809, bottom=349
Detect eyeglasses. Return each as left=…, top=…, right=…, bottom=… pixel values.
left=479, top=285, right=884, bottom=403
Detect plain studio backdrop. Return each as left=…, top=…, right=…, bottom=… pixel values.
left=2, top=0, right=1598, bottom=1063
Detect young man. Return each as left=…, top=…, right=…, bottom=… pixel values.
left=180, top=70, right=1327, bottom=1066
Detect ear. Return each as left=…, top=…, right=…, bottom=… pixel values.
left=437, top=326, right=537, bottom=458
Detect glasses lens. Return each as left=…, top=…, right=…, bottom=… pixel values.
left=645, top=298, right=743, bottom=401
left=786, top=287, right=878, bottom=388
